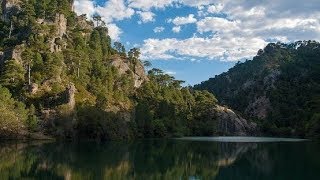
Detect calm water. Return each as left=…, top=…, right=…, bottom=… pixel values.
left=0, top=137, right=319, bottom=180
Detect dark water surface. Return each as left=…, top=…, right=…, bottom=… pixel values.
left=0, top=137, right=319, bottom=180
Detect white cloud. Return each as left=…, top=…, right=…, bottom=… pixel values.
left=128, top=0, right=176, bottom=10
left=169, top=14, right=197, bottom=26
left=96, top=0, right=134, bottom=24
left=153, top=26, right=165, bottom=33
left=164, top=70, right=177, bottom=75
left=141, top=36, right=267, bottom=61
left=74, top=0, right=320, bottom=60
left=172, top=26, right=181, bottom=33
left=73, top=0, right=134, bottom=41
left=141, top=0, right=320, bottom=61
left=180, top=0, right=217, bottom=7
left=73, top=0, right=95, bottom=18
left=137, top=11, right=155, bottom=23
left=197, top=17, right=239, bottom=33
left=107, top=23, right=123, bottom=41
left=207, top=3, right=224, bottom=14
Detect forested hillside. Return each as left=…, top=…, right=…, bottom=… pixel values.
left=0, top=0, right=256, bottom=139
left=195, top=41, right=320, bottom=138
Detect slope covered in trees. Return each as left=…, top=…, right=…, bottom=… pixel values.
left=0, top=0, right=256, bottom=139
left=195, top=41, right=320, bottom=138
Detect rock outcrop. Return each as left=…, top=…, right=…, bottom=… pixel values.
left=2, top=43, right=25, bottom=63
left=109, top=55, right=148, bottom=88
left=1, top=0, right=21, bottom=21
left=133, top=60, right=149, bottom=88
left=212, top=105, right=258, bottom=136
left=49, top=14, right=68, bottom=52
left=66, top=84, right=76, bottom=111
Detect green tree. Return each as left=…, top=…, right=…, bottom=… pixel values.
left=0, top=86, right=28, bottom=137
left=0, top=59, right=26, bottom=91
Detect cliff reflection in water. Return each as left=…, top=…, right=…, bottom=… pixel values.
left=0, top=140, right=319, bottom=179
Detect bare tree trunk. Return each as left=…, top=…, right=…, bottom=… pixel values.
left=9, top=20, right=13, bottom=38
left=28, top=63, right=31, bottom=85
left=77, top=60, right=80, bottom=78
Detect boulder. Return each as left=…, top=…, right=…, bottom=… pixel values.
left=29, top=83, right=38, bottom=94
left=212, top=105, right=258, bottom=136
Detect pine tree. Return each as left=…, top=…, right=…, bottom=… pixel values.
left=0, top=59, right=26, bottom=90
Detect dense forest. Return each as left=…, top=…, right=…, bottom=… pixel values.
left=0, top=0, right=247, bottom=140
left=195, top=41, right=320, bottom=138
left=1, top=0, right=318, bottom=140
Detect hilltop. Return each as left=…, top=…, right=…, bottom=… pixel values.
left=196, top=41, right=320, bottom=137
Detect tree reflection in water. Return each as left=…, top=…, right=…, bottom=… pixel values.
left=0, top=140, right=319, bottom=179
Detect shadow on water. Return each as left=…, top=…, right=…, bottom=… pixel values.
left=0, top=139, right=319, bottom=179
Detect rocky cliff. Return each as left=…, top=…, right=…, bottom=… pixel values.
left=213, top=105, right=258, bottom=136
left=0, top=0, right=259, bottom=139
left=109, top=55, right=148, bottom=88
left=196, top=41, right=320, bottom=137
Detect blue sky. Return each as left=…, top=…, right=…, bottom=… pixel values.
left=74, top=0, right=320, bottom=85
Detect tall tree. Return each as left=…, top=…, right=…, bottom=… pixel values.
left=92, top=14, right=102, bottom=27
left=0, top=59, right=26, bottom=90
left=22, top=48, right=34, bottom=85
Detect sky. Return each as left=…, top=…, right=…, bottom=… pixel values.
left=73, top=0, right=320, bottom=85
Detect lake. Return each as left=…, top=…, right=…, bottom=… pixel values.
left=0, top=137, right=319, bottom=180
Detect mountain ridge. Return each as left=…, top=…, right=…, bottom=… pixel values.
left=195, top=40, right=320, bottom=137
left=0, top=0, right=257, bottom=140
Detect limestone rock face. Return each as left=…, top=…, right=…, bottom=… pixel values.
left=66, top=84, right=76, bottom=111
left=1, top=0, right=21, bottom=21
left=133, top=60, right=149, bottom=88
left=109, top=55, right=148, bottom=88
left=49, top=14, right=68, bottom=53
left=2, top=43, right=25, bottom=63
left=11, top=44, right=25, bottom=62
left=245, top=96, right=270, bottom=119
left=212, top=105, right=258, bottom=136
left=76, top=15, right=94, bottom=32
left=55, top=13, right=67, bottom=38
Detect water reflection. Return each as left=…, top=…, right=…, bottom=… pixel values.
left=0, top=140, right=319, bottom=179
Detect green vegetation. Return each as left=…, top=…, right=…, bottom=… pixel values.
left=196, top=41, right=320, bottom=138
left=134, top=68, right=218, bottom=138
left=0, top=0, right=220, bottom=140
left=2, top=0, right=318, bottom=140
left=0, top=85, right=28, bottom=137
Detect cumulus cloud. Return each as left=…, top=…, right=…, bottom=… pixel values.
left=96, top=0, right=134, bottom=23
left=137, top=11, right=155, bottom=24
left=74, top=0, right=320, bottom=61
left=154, top=26, right=165, bottom=33
left=141, top=37, right=267, bottom=61
left=128, top=0, right=176, bottom=10
left=172, top=26, right=181, bottom=33
left=207, top=3, right=224, bottom=14
left=141, top=0, right=320, bottom=61
left=168, top=14, right=197, bottom=26
left=197, top=17, right=239, bottom=33
left=73, top=0, right=96, bottom=18
left=107, top=23, right=123, bottom=41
